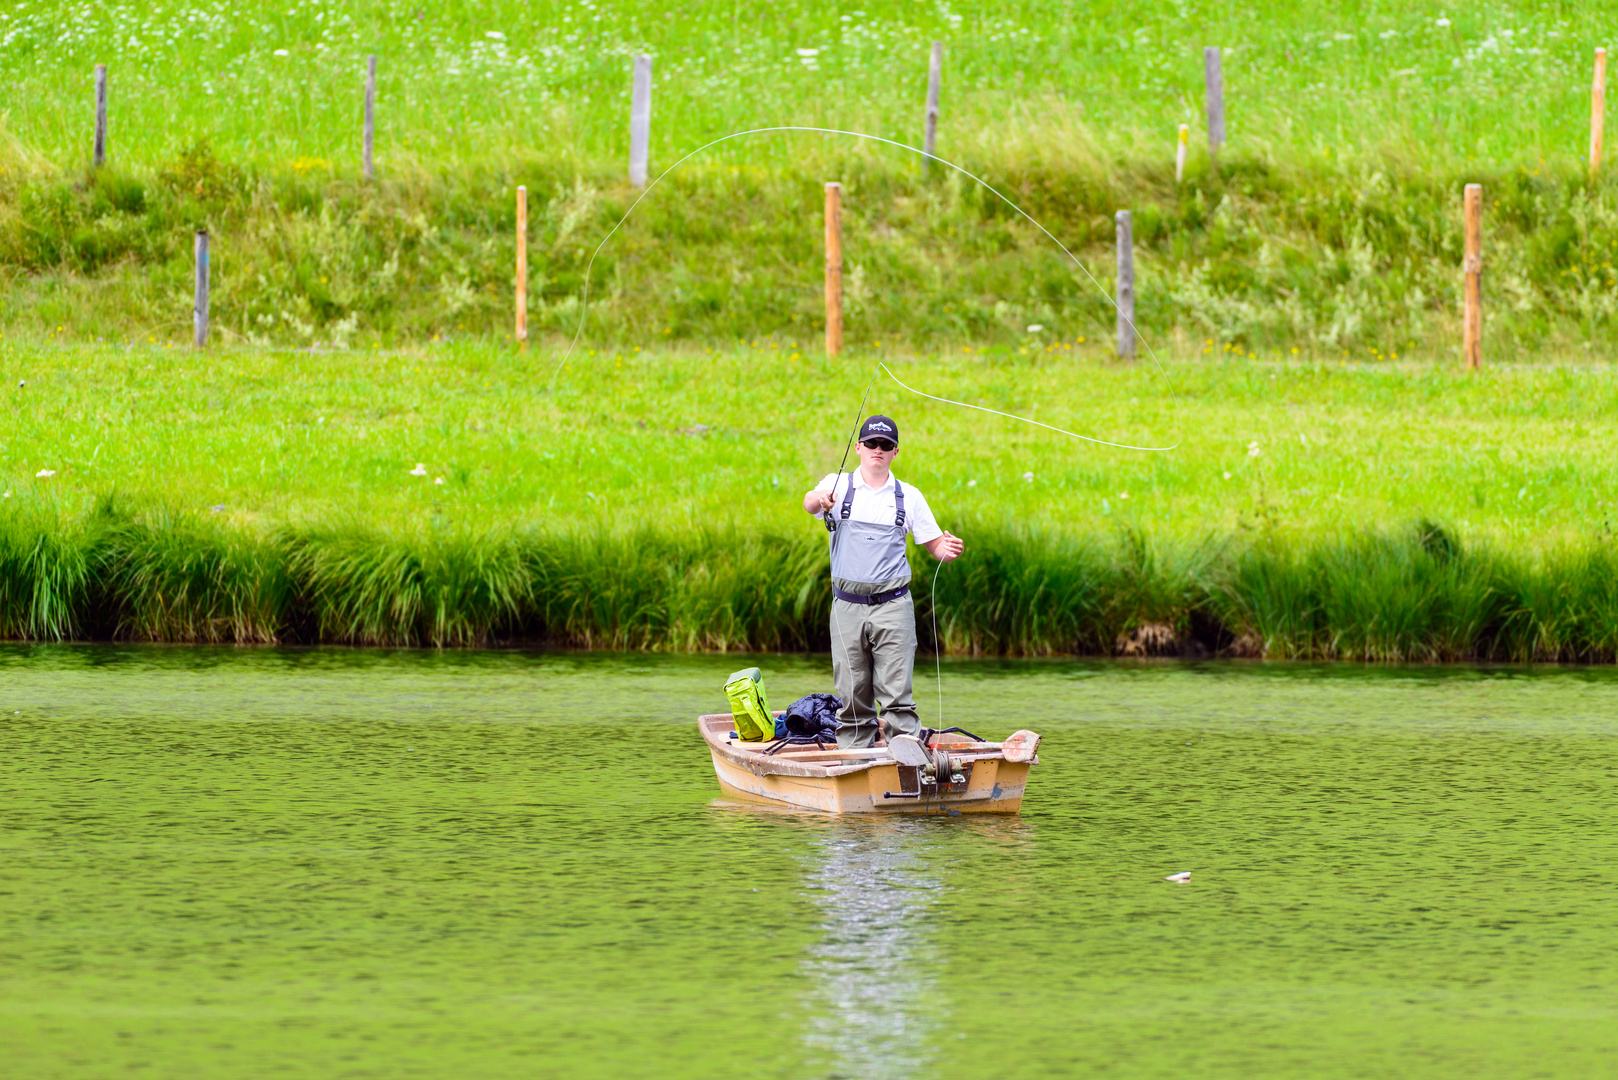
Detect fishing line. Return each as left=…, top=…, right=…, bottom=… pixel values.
left=547, top=126, right=1186, bottom=771
left=545, top=125, right=1182, bottom=455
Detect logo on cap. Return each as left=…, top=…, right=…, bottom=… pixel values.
left=866, top=421, right=892, bottom=432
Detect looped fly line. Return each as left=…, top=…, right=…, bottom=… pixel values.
left=549, top=125, right=1181, bottom=454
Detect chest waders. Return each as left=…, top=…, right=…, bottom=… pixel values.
left=824, top=474, right=920, bottom=749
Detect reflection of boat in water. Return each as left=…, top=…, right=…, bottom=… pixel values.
left=697, top=713, right=1040, bottom=814
left=800, top=820, right=944, bottom=1077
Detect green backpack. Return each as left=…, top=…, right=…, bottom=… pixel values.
left=723, top=667, right=775, bottom=742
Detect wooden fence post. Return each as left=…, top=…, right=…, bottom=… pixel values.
left=825, top=182, right=843, bottom=357
left=1115, top=211, right=1135, bottom=359
left=1592, top=48, right=1606, bottom=176
left=629, top=54, right=652, bottom=187
left=1463, top=184, right=1481, bottom=369
left=923, top=41, right=942, bottom=170
left=1175, top=123, right=1188, bottom=183
left=364, top=55, right=376, bottom=180
left=1204, top=47, right=1224, bottom=166
left=515, top=186, right=527, bottom=350
left=94, top=64, right=107, bottom=168
left=193, top=229, right=210, bottom=349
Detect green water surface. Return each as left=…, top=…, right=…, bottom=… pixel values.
left=2, top=647, right=1616, bottom=1078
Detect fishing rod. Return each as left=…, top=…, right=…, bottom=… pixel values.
left=823, top=368, right=879, bottom=533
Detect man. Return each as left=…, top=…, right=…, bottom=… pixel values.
left=802, top=415, right=964, bottom=749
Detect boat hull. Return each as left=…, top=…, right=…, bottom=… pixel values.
left=699, top=713, right=1033, bottom=815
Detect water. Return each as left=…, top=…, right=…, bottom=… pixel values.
left=3, top=646, right=1616, bottom=1079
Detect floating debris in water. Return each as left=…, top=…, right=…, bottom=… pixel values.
left=1165, top=871, right=1192, bottom=883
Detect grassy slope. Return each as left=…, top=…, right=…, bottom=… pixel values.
left=5, top=341, right=1615, bottom=545
left=3, top=2, right=1618, bottom=352
left=1, top=1, right=1597, bottom=168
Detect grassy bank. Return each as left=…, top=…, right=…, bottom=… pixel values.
left=5, top=344, right=1616, bottom=543
left=4, top=2, right=1618, bottom=350
left=4, top=502, right=1618, bottom=661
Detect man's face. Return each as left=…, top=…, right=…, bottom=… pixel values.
left=857, top=438, right=898, bottom=471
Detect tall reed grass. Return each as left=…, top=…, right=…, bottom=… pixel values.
left=4, top=502, right=1617, bottom=661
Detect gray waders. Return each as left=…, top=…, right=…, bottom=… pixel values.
left=826, top=475, right=919, bottom=750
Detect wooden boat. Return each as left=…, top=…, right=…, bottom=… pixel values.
left=698, top=712, right=1040, bottom=814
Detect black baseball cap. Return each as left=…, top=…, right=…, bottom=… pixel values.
left=858, top=415, right=899, bottom=445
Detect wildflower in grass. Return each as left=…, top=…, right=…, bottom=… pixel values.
left=1435, top=17, right=1450, bottom=27
left=967, top=479, right=977, bottom=487
left=1027, top=324, right=1044, bottom=333
left=434, top=477, right=445, bottom=485
left=1248, top=441, right=1262, bottom=458
left=1119, top=491, right=1129, bottom=500
left=1023, top=471, right=1034, bottom=482
left=410, top=463, right=427, bottom=476
left=35, top=469, right=55, bottom=478
left=1223, top=471, right=1232, bottom=480
left=273, top=48, right=289, bottom=56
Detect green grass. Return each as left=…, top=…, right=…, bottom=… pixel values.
left=5, top=2, right=1618, bottom=350
left=1, top=342, right=1616, bottom=656
left=5, top=342, right=1616, bottom=542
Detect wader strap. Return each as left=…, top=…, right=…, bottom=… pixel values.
left=839, top=476, right=906, bottom=527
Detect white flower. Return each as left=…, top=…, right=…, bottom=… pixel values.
left=1118, top=491, right=1129, bottom=499
left=967, top=479, right=977, bottom=487
left=1222, top=471, right=1232, bottom=479
left=433, top=477, right=445, bottom=485
left=485, top=30, right=505, bottom=39
left=273, top=48, right=289, bottom=56
left=1026, top=323, right=1044, bottom=333
left=2, top=491, right=9, bottom=498
left=1022, top=471, right=1034, bottom=482
left=796, top=47, right=819, bottom=57
left=1435, top=17, right=1450, bottom=27
left=1247, top=440, right=1262, bottom=458
left=410, top=463, right=427, bottom=476
left=35, top=469, right=55, bottom=478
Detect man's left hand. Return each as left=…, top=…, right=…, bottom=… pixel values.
left=927, top=531, right=964, bottom=562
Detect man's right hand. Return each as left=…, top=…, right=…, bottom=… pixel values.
left=804, top=489, right=837, bottom=514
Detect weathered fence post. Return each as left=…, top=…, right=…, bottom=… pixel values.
left=1175, top=122, right=1188, bottom=182
left=1204, top=47, right=1224, bottom=166
left=193, top=229, right=210, bottom=349
left=515, top=186, right=528, bottom=350
left=923, top=41, right=942, bottom=170
left=1463, top=184, right=1482, bottom=370
left=93, top=64, right=108, bottom=168
left=1592, top=48, right=1606, bottom=176
left=825, top=182, right=843, bottom=357
left=1115, top=211, right=1136, bottom=359
left=364, top=55, right=377, bottom=180
left=629, top=54, right=652, bottom=187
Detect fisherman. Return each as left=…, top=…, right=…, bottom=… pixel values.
left=803, top=415, right=964, bottom=749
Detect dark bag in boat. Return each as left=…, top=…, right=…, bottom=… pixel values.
left=777, top=693, right=841, bottom=741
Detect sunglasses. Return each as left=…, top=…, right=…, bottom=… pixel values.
left=862, top=440, right=896, bottom=452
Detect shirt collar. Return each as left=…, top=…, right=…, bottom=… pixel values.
left=855, top=471, right=895, bottom=492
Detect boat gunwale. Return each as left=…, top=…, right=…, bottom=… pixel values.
left=696, top=712, right=1031, bottom=779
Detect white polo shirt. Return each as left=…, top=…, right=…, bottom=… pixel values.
left=816, top=471, right=943, bottom=545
